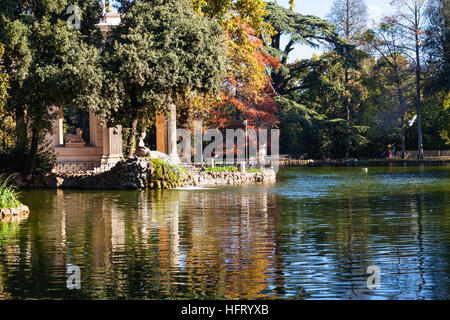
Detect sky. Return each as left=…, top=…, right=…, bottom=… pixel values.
left=109, top=0, right=396, bottom=60
left=276, top=0, right=396, bottom=60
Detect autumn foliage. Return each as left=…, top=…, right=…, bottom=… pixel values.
left=188, top=1, right=280, bottom=131
left=208, top=14, right=280, bottom=130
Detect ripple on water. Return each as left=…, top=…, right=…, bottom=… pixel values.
left=0, top=165, right=448, bottom=299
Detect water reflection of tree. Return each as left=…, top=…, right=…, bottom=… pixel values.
left=1, top=173, right=448, bottom=299
left=64, top=189, right=285, bottom=299
left=273, top=168, right=450, bottom=299
left=171, top=190, right=282, bottom=299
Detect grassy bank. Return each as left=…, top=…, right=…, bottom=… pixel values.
left=204, top=166, right=262, bottom=173
left=205, top=166, right=238, bottom=172
left=0, top=177, right=21, bottom=209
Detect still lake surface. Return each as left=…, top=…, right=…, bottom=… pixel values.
left=0, top=165, right=449, bottom=300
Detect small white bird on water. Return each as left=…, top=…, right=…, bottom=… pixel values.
left=363, top=168, right=368, bottom=173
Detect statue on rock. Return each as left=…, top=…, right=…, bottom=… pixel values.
left=135, top=132, right=151, bottom=158
left=135, top=130, right=180, bottom=166
left=65, top=128, right=86, bottom=147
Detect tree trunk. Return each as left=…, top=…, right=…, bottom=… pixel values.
left=127, top=116, right=139, bottom=158
left=345, top=0, right=350, bottom=41
left=24, top=126, right=39, bottom=179
left=396, top=82, right=407, bottom=159
left=344, top=68, right=351, bottom=159
left=15, top=107, right=28, bottom=150
left=415, top=11, right=424, bottom=160
left=271, top=32, right=284, bottom=94
left=415, top=69, right=424, bottom=159
left=168, top=102, right=178, bottom=160
left=401, top=113, right=406, bottom=159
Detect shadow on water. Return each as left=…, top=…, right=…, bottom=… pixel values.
left=0, top=164, right=449, bottom=299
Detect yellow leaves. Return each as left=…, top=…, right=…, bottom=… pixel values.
left=191, top=0, right=207, bottom=15
left=289, top=0, right=295, bottom=10
left=189, top=91, right=222, bottom=115
left=234, top=0, right=273, bottom=38
left=0, top=43, right=10, bottom=111
left=443, top=91, right=450, bottom=110
left=441, top=90, right=450, bottom=147
left=224, top=14, right=267, bottom=100
left=188, top=0, right=278, bottom=114
left=190, top=0, right=274, bottom=41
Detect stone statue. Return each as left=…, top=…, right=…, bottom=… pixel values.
left=258, top=143, right=267, bottom=168
left=258, top=143, right=267, bottom=160
left=65, top=128, right=85, bottom=144
left=135, top=132, right=151, bottom=157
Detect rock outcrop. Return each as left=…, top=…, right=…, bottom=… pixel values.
left=190, top=170, right=276, bottom=187
left=0, top=204, right=30, bottom=220
left=22, top=158, right=188, bottom=190
left=6, top=158, right=277, bottom=190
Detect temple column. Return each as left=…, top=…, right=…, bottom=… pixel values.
left=101, top=126, right=123, bottom=166
left=45, top=106, right=64, bottom=148
left=167, top=103, right=180, bottom=164
left=57, top=107, right=64, bottom=145
left=156, top=112, right=168, bottom=154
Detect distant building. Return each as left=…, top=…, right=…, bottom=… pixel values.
left=47, top=7, right=176, bottom=173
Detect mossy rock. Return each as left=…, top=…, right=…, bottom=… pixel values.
left=147, top=158, right=187, bottom=189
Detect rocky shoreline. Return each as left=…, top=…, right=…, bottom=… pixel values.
left=22, top=158, right=188, bottom=190
left=191, top=170, right=276, bottom=187
left=0, top=204, right=30, bottom=220
left=4, top=158, right=277, bottom=190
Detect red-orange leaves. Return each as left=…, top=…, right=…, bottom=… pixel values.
left=209, top=15, right=279, bottom=130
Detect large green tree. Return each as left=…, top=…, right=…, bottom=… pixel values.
left=363, top=17, right=414, bottom=158
left=107, top=0, right=227, bottom=157
left=0, top=0, right=104, bottom=174
left=424, top=0, right=449, bottom=91
left=265, top=3, right=367, bottom=158
left=422, top=0, right=450, bottom=149
left=391, top=0, right=427, bottom=159
left=266, top=2, right=350, bottom=95
left=326, top=0, right=369, bottom=157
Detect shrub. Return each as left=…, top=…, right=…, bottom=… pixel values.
left=0, top=144, right=56, bottom=174
left=0, top=176, right=21, bottom=209
left=150, top=158, right=187, bottom=189
left=205, top=166, right=238, bottom=172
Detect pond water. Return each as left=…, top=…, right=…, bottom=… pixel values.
left=0, top=165, right=449, bottom=300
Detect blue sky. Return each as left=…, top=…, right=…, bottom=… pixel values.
left=275, top=0, right=396, bottom=60
left=110, top=0, right=396, bottom=60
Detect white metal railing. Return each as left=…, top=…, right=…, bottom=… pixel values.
left=52, top=161, right=116, bottom=174
left=406, top=150, right=450, bottom=158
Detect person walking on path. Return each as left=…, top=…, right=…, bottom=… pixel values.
left=390, top=144, right=396, bottom=158
left=387, top=144, right=392, bottom=158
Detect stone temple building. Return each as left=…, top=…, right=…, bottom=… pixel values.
left=47, top=7, right=178, bottom=173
